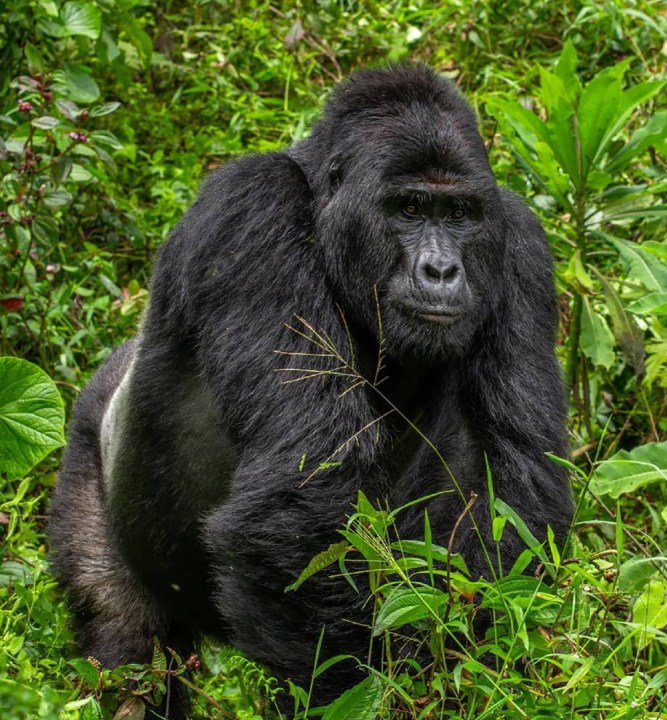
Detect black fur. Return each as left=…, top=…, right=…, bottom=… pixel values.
left=50, top=65, right=572, bottom=715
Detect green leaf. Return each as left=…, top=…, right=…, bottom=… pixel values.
left=607, top=236, right=667, bottom=292
left=577, top=60, right=630, bottom=177
left=627, top=292, right=667, bottom=316
left=580, top=296, right=615, bottom=370
left=69, top=658, right=101, bottom=688
left=61, top=64, right=100, bottom=104
left=373, top=585, right=446, bottom=635
left=597, top=273, right=645, bottom=378
left=0, top=561, right=34, bottom=586
left=31, top=116, right=60, bottom=129
left=286, top=540, right=349, bottom=592
left=633, top=579, right=667, bottom=649
left=151, top=639, right=167, bottom=671
left=113, top=697, right=145, bottom=720
left=494, top=498, right=548, bottom=564
left=91, top=102, right=121, bottom=117
left=552, top=39, right=582, bottom=103
left=590, top=441, right=667, bottom=498
left=322, top=675, right=384, bottom=720
left=608, top=111, right=667, bottom=172
left=61, top=2, right=102, bottom=39
left=0, top=357, right=65, bottom=478
left=82, top=698, right=104, bottom=720
left=43, top=188, right=74, bottom=209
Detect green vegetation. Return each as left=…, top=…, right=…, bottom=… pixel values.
left=1, top=1, right=665, bottom=718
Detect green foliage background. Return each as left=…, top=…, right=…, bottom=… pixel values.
left=0, top=1, right=665, bottom=719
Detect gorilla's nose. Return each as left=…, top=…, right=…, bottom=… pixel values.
left=416, top=252, right=463, bottom=287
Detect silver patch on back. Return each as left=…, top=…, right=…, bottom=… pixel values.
left=100, top=355, right=135, bottom=490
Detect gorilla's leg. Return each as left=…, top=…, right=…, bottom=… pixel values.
left=50, top=343, right=193, bottom=719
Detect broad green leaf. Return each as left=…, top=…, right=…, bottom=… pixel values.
left=373, top=585, right=446, bottom=635
left=69, top=658, right=101, bottom=688
left=590, top=441, right=667, bottom=498
left=618, top=556, right=662, bottom=592
left=589, top=79, right=665, bottom=171
left=286, top=540, right=349, bottom=592
left=43, top=188, right=74, bottom=209
left=113, top=697, right=145, bottom=720
left=31, top=116, right=60, bottom=129
left=537, top=71, right=579, bottom=184
left=597, top=273, right=645, bottom=377
left=60, top=64, right=100, bottom=103
left=577, top=60, right=631, bottom=177
left=633, top=579, right=667, bottom=649
left=322, top=675, right=384, bottom=720
left=61, top=2, right=102, bottom=39
left=0, top=561, right=34, bottom=586
left=0, top=357, right=65, bottom=477
left=607, top=236, right=667, bottom=292
left=627, top=292, right=667, bottom=316
left=580, top=296, right=615, bottom=370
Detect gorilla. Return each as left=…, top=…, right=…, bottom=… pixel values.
left=50, top=64, right=572, bottom=716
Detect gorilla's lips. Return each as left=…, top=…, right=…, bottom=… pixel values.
left=417, top=307, right=463, bottom=324
left=396, top=300, right=464, bottom=325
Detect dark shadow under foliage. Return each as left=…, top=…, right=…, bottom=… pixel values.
left=50, top=65, right=572, bottom=716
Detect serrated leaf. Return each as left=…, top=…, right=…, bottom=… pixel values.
left=322, top=675, right=384, bottom=720
left=0, top=357, right=65, bottom=477
left=590, top=441, right=667, bottom=498
left=373, top=585, right=446, bottom=635
left=286, top=540, right=349, bottom=592
left=151, top=639, right=167, bottom=671
left=81, top=698, right=103, bottom=720
left=580, top=296, right=615, bottom=370
left=61, top=2, right=102, bottom=39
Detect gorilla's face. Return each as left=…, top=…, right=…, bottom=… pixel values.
left=316, top=112, right=507, bottom=365
left=378, top=179, right=504, bottom=362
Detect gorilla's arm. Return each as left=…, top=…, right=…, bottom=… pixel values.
left=143, top=153, right=381, bottom=687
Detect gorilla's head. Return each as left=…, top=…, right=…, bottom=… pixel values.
left=293, top=65, right=509, bottom=364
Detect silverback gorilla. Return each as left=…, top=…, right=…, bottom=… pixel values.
left=50, top=65, right=572, bottom=715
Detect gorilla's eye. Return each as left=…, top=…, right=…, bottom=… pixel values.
left=450, top=207, right=466, bottom=220
left=402, top=196, right=422, bottom=218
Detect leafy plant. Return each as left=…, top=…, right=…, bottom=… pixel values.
left=488, top=40, right=666, bottom=439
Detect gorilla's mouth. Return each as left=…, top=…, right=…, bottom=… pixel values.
left=396, top=301, right=464, bottom=325
left=417, top=308, right=463, bottom=324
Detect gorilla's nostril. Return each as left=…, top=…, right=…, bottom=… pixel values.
left=441, top=264, right=459, bottom=282
left=424, top=262, right=444, bottom=282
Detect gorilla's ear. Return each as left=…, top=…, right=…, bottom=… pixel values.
left=327, top=153, right=345, bottom=193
